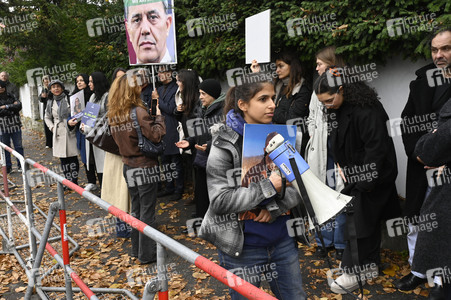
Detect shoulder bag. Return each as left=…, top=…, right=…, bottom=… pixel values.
left=85, top=114, right=121, bottom=155
left=130, top=107, right=165, bottom=158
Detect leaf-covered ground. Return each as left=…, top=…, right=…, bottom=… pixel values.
left=0, top=125, right=430, bottom=299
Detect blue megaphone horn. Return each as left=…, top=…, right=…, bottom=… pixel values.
left=265, top=133, right=353, bottom=230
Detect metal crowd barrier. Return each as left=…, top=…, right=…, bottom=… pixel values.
left=0, top=142, right=277, bottom=300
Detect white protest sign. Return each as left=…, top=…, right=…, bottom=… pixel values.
left=245, top=9, right=271, bottom=64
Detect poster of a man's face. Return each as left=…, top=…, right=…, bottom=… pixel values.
left=124, top=0, right=177, bottom=65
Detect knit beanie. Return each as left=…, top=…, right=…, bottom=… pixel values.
left=48, top=79, right=65, bottom=91
left=199, top=79, right=221, bottom=99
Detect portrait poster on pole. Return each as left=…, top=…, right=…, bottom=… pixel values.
left=245, top=9, right=271, bottom=64
left=124, top=0, right=177, bottom=65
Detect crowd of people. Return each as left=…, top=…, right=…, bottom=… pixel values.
left=1, top=26, right=450, bottom=300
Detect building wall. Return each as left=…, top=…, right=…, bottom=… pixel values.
left=20, top=84, right=33, bottom=118
left=368, top=56, right=429, bottom=198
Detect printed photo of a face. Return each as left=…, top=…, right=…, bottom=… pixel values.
left=124, top=0, right=177, bottom=65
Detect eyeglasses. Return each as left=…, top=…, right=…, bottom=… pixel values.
left=321, top=92, right=338, bottom=108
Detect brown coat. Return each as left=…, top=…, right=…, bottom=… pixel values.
left=111, top=106, right=165, bottom=168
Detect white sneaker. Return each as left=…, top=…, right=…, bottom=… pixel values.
left=85, top=183, right=98, bottom=192
left=329, top=264, right=378, bottom=294
left=330, top=272, right=365, bottom=294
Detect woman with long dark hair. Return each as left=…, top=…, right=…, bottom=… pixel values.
left=109, top=74, right=165, bottom=264
left=174, top=69, right=200, bottom=137
left=81, top=72, right=110, bottom=188
left=252, top=52, right=312, bottom=154
left=314, top=68, right=400, bottom=293
left=176, top=79, right=225, bottom=217
left=169, top=69, right=200, bottom=202
left=68, top=74, right=96, bottom=189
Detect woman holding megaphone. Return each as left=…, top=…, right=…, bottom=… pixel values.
left=198, top=73, right=307, bottom=300
left=314, top=67, right=401, bottom=294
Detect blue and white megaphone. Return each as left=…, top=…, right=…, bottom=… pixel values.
left=265, top=134, right=352, bottom=230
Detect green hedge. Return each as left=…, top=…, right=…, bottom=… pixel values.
left=0, top=0, right=449, bottom=86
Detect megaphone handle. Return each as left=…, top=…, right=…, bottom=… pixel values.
left=278, top=176, right=286, bottom=200
left=288, top=157, right=332, bottom=270
left=288, top=159, right=365, bottom=299
left=345, top=202, right=365, bottom=298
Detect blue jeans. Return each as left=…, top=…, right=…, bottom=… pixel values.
left=315, top=212, right=346, bottom=250
left=1, top=129, right=24, bottom=169
left=218, top=238, right=306, bottom=300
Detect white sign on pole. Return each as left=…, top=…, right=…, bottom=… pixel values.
left=245, top=9, right=271, bottom=64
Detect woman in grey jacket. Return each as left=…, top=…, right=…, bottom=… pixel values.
left=199, top=74, right=306, bottom=300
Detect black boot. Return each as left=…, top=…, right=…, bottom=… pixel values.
left=395, top=273, right=427, bottom=291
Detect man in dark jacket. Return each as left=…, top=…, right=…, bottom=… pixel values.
left=0, top=80, right=24, bottom=173
left=412, top=99, right=451, bottom=300
left=153, top=66, right=184, bottom=202
left=0, top=72, right=19, bottom=100
left=397, top=28, right=451, bottom=299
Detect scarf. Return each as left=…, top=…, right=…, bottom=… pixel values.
left=226, top=109, right=246, bottom=136
left=53, top=92, right=65, bottom=106
left=49, top=93, right=70, bottom=120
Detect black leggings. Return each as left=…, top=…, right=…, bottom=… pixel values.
left=44, top=122, right=52, bottom=147
left=84, top=163, right=97, bottom=185
left=195, top=167, right=209, bottom=218
left=60, top=156, right=79, bottom=184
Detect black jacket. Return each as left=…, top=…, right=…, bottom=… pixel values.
left=39, top=87, right=49, bottom=113
left=330, top=101, right=400, bottom=238
left=401, top=63, right=451, bottom=218
left=157, top=80, right=180, bottom=155
left=412, top=99, right=451, bottom=274
left=186, top=95, right=225, bottom=168
left=272, top=84, right=312, bottom=125
left=0, top=92, right=22, bottom=134
left=272, top=82, right=312, bottom=155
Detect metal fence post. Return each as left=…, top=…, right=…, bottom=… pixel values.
left=57, top=181, right=73, bottom=300
left=23, top=161, right=38, bottom=266
left=157, top=243, right=169, bottom=300
left=0, top=146, right=14, bottom=246
left=25, top=201, right=60, bottom=299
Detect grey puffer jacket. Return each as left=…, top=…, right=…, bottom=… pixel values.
left=199, top=124, right=302, bottom=257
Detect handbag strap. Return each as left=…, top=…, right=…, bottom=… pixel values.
left=130, top=107, right=144, bottom=148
